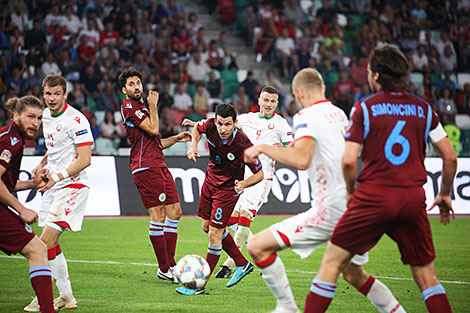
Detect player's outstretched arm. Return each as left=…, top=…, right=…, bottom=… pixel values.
left=244, top=138, right=315, bottom=170
left=0, top=165, right=37, bottom=224
left=32, top=154, right=48, bottom=178
left=181, top=118, right=197, bottom=127
left=234, top=169, right=264, bottom=194
left=342, top=141, right=361, bottom=204
left=187, top=124, right=202, bottom=162
left=15, top=168, right=48, bottom=191
left=161, top=131, right=192, bottom=149
left=430, top=137, right=457, bottom=225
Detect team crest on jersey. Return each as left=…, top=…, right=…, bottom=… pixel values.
left=268, top=123, right=274, bottom=130
left=24, top=223, right=33, bottom=233
left=10, top=137, right=19, bottom=146
left=135, top=110, right=144, bottom=119
left=227, top=152, right=235, bottom=161
left=74, top=116, right=81, bottom=124
left=0, top=149, right=11, bottom=163
left=159, top=193, right=166, bottom=202
left=56, top=124, right=62, bottom=132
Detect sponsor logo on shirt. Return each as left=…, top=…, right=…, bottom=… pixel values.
left=10, top=137, right=19, bottom=146
left=135, top=110, right=144, bottom=119
left=0, top=149, right=11, bottom=163
left=295, top=123, right=307, bottom=131
left=74, top=116, right=81, bottom=124
left=75, top=129, right=88, bottom=136
left=125, top=102, right=132, bottom=109
left=56, top=124, right=62, bottom=132
left=227, top=152, right=235, bottom=161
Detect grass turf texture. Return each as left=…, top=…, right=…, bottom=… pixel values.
left=1, top=216, right=469, bottom=313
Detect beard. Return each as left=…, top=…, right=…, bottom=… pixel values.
left=16, top=119, right=36, bottom=140
left=128, top=92, right=142, bottom=101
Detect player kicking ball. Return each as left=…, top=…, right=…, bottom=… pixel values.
left=213, top=86, right=293, bottom=279
left=176, top=103, right=264, bottom=295
left=244, top=68, right=406, bottom=313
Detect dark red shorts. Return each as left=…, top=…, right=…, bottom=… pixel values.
left=0, top=207, right=35, bottom=255
left=133, top=167, right=179, bottom=209
left=198, top=182, right=240, bottom=228
left=331, top=183, right=435, bottom=266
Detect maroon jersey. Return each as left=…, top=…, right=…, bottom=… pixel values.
left=345, top=90, right=439, bottom=187
left=197, top=118, right=262, bottom=190
left=0, top=122, right=24, bottom=203
left=121, top=98, right=166, bottom=173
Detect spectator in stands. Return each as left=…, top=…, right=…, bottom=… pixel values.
left=80, top=64, right=101, bottom=100
left=6, top=66, right=24, bottom=96
left=437, top=88, right=457, bottom=116
left=419, top=30, right=438, bottom=53
left=316, top=0, right=336, bottom=24
left=186, top=12, right=201, bottom=38
left=100, top=19, right=119, bottom=47
left=440, top=45, right=457, bottom=72
left=89, top=114, right=101, bottom=140
left=97, top=80, right=120, bottom=112
left=68, top=82, right=86, bottom=110
left=293, top=41, right=313, bottom=73
left=437, top=70, right=456, bottom=92
left=204, top=40, right=224, bottom=71
left=275, top=28, right=295, bottom=77
left=428, top=46, right=441, bottom=73
left=331, top=70, right=355, bottom=115
left=193, top=83, right=210, bottom=115
left=336, top=0, right=357, bottom=14
left=158, top=82, right=174, bottom=115
left=283, top=0, right=304, bottom=26
left=0, top=6, right=14, bottom=38
left=100, top=110, right=124, bottom=141
left=413, top=45, right=429, bottom=73
left=156, top=56, right=173, bottom=82
left=232, top=85, right=250, bottom=114
left=240, top=70, right=260, bottom=104
left=10, top=4, right=28, bottom=33
left=29, top=66, right=44, bottom=88
left=174, top=83, right=192, bottom=111
left=79, top=19, right=100, bottom=50
left=133, top=53, right=150, bottom=77
left=60, top=5, right=82, bottom=36
left=187, top=52, right=211, bottom=84
left=24, top=19, right=46, bottom=50
left=160, top=106, right=182, bottom=138
left=436, top=31, right=456, bottom=57
left=243, top=4, right=257, bottom=46
left=353, top=83, right=372, bottom=102
left=41, top=53, right=62, bottom=77
left=206, top=71, right=224, bottom=100
left=165, top=0, right=186, bottom=26
left=401, top=29, right=418, bottom=52
left=255, top=18, right=277, bottom=63
left=283, top=99, right=299, bottom=126
left=120, top=22, right=136, bottom=48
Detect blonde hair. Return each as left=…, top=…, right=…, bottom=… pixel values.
left=4, top=96, right=44, bottom=113
left=292, top=68, right=324, bottom=92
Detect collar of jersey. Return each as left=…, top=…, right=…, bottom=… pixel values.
left=51, top=103, right=69, bottom=118
left=312, top=99, right=330, bottom=106
left=221, top=127, right=237, bottom=145
left=258, top=112, right=275, bottom=120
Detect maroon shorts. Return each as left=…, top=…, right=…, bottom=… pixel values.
left=331, top=183, right=435, bottom=266
left=0, top=207, right=35, bottom=255
left=198, top=182, right=240, bottom=228
left=133, top=167, right=180, bottom=209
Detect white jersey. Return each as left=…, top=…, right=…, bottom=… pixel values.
left=237, top=112, right=293, bottom=179
left=293, top=100, right=348, bottom=221
left=43, top=103, right=94, bottom=189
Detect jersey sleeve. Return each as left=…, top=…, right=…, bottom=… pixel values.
left=344, top=101, right=365, bottom=144
left=196, top=118, right=211, bottom=134
left=293, top=110, right=316, bottom=142
left=0, top=136, right=18, bottom=170
left=71, top=113, right=94, bottom=147
left=279, top=119, right=294, bottom=144
left=122, top=99, right=146, bottom=127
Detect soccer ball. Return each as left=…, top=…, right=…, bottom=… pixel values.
left=174, top=254, right=210, bottom=289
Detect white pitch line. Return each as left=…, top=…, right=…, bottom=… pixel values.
left=2, top=255, right=469, bottom=285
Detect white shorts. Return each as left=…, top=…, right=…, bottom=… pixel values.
left=269, top=206, right=368, bottom=265
left=38, top=186, right=90, bottom=232
left=234, top=179, right=272, bottom=217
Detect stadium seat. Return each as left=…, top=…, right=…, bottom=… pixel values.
left=218, top=0, right=238, bottom=24
left=86, top=96, right=97, bottom=113
left=457, top=72, right=470, bottom=89
left=187, top=83, right=196, bottom=97
left=455, top=114, right=470, bottom=129
left=410, top=72, right=424, bottom=89
left=223, top=82, right=239, bottom=99
left=95, top=138, right=117, bottom=155
left=221, top=70, right=238, bottom=84
left=95, top=110, right=106, bottom=125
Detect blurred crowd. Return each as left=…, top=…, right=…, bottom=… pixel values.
left=0, top=0, right=469, bottom=155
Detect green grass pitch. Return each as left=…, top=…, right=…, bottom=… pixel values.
left=1, top=216, right=469, bottom=312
